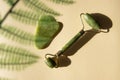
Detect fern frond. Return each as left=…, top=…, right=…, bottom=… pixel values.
left=22, top=0, right=60, bottom=16
left=0, top=77, right=11, bottom=80
left=0, top=44, right=39, bottom=70
left=0, top=25, right=34, bottom=45
left=48, top=0, right=75, bottom=4
left=11, top=9, right=40, bottom=25
left=4, top=0, right=17, bottom=6
left=0, top=14, right=1, bottom=22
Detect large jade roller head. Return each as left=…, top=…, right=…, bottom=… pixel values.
left=81, top=13, right=100, bottom=30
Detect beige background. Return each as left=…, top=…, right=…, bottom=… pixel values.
left=0, top=0, right=120, bottom=80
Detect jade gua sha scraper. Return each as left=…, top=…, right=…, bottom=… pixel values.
left=45, top=13, right=109, bottom=68
left=35, top=15, right=61, bottom=49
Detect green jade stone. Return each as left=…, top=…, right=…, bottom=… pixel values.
left=45, top=58, right=56, bottom=68
left=35, top=15, right=60, bottom=49
left=83, top=13, right=100, bottom=30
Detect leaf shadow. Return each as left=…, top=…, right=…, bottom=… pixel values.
left=57, top=13, right=113, bottom=68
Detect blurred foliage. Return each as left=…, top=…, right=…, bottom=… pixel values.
left=0, top=43, right=39, bottom=71
left=0, top=25, right=34, bottom=45
left=22, top=0, right=60, bottom=16
left=0, top=77, right=12, bottom=80
left=48, top=0, right=75, bottom=5
left=4, top=0, right=17, bottom=6
left=11, top=9, right=40, bottom=25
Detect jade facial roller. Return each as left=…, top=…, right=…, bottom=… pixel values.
left=45, top=13, right=106, bottom=68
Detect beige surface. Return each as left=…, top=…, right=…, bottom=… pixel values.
left=0, top=0, right=120, bottom=80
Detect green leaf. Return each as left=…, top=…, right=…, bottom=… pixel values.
left=4, top=0, right=17, bottom=6
left=35, top=15, right=61, bottom=49
left=22, top=0, right=60, bottom=16
left=48, top=0, right=75, bottom=5
left=0, top=25, right=34, bottom=45
left=11, top=9, right=40, bottom=25
left=0, top=44, right=39, bottom=71
left=0, top=14, right=1, bottom=22
left=0, top=77, right=11, bottom=80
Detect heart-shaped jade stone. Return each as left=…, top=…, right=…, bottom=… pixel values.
left=35, top=15, right=60, bottom=49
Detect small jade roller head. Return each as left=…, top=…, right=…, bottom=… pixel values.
left=82, top=13, right=100, bottom=30
left=45, top=54, right=58, bottom=68
left=45, top=58, right=57, bottom=68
